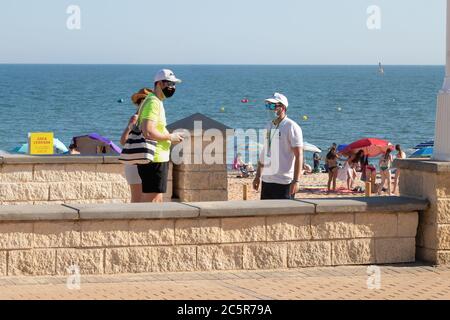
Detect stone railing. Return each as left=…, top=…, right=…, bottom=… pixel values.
left=0, top=197, right=427, bottom=276
left=0, top=155, right=172, bottom=205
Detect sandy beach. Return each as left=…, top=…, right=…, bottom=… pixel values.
left=227, top=171, right=378, bottom=201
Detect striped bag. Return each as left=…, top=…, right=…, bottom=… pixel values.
left=118, top=125, right=157, bottom=164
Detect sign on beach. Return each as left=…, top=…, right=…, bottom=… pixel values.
left=28, top=132, right=54, bottom=155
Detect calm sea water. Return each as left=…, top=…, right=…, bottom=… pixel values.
left=0, top=64, right=444, bottom=161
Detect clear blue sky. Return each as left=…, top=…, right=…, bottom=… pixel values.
left=0, top=0, right=446, bottom=64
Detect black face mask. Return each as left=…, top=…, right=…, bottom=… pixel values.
left=162, top=87, right=176, bottom=98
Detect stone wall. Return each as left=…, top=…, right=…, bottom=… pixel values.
left=0, top=155, right=173, bottom=205
left=397, top=159, right=450, bottom=264
left=0, top=197, right=426, bottom=276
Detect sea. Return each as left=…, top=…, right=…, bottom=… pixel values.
left=0, top=64, right=444, bottom=164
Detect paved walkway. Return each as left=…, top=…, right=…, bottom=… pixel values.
left=0, top=263, right=449, bottom=300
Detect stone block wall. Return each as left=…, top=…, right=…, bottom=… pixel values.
left=0, top=197, right=426, bottom=276
left=397, top=160, right=450, bottom=264
left=0, top=156, right=173, bottom=205
left=173, top=164, right=228, bottom=202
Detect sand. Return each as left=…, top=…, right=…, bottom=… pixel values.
left=227, top=171, right=393, bottom=201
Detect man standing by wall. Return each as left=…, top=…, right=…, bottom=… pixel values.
left=137, top=69, right=184, bottom=202
left=252, top=93, right=304, bottom=200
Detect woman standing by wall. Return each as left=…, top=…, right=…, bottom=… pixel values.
left=392, top=144, right=406, bottom=194
left=377, top=148, right=394, bottom=196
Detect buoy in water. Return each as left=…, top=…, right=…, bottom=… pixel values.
left=220, top=107, right=225, bottom=112
left=241, top=99, right=249, bottom=103
left=117, top=98, right=124, bottom=103
left=337, top=107, right=342, bottom=111
left=302, top=115, right=308, bottom=120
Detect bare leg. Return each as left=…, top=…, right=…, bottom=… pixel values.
left=393, top=170, right=400, bottom=194
left=129, top=184, right=142, bottom=203
left=371, top=171, right=377, bottom=193
left=378, top=171, right=386, bottom=195
left=332, top=169, right=338, bottom=191
left=388, top=171, right=392, bottom=195
left=140, top=193, right=163, bottom=203
left=327, top=172, right=332, bottom=191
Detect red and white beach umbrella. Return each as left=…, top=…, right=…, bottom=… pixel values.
left=343, top=138, right=394, bottom=158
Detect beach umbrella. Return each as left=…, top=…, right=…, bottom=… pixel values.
left=337, top=144, right=348, bottom=153
left=414, top=140, right=434, bottom=149
left=72, top=133, right=122, bottom=155
left=11, top=138, right=68, bottom=154
left=303, top=142, right=321, bottom=153
left=343, top=138, right=394, bottom=158
left=410, top=147, right=433, bottom=158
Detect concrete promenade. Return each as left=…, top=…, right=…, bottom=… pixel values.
left=0, top=263, right=449, bottom=300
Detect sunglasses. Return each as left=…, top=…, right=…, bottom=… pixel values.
left=265, top=102, right=283, bottom=111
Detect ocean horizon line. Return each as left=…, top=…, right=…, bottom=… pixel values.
left=0, top=63, right=445, bottom=67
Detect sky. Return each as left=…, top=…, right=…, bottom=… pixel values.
left=0, top=0, right=446, bottom=65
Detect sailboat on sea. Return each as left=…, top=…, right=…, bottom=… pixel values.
left=378, top=62, right=384, bottom=75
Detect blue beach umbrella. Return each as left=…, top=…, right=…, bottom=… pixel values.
left=337, top=144, right=348, bottom=153
left=414, top=140, right=434, bottom=149
left=410, top=147, right=433, bottom=158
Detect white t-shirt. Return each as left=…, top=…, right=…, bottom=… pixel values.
left=259, top=117, right=304, bottom=185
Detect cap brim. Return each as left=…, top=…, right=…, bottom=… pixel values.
left=265, top=98, right=287, bottom=108
left=265, top=98, right=279, bottom=104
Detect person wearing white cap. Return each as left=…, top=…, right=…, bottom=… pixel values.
left=252, top=93, right=304, bottom=199
left=136, top=69, right=184, bottom=203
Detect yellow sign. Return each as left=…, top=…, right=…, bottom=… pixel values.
left=28, top=132, right=54, bottom=155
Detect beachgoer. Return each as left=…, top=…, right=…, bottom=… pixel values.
left=349, top=150, right=364, bottom=190
left=360, top=153, right=376, bottom=193
left=253, top=93, right=303, bottom=199
left=68, top=141, right=80, bottom=155
left=119, top=88, right=151, bottom=203
left=392, top=144, right=406, bottom=194
left=137, top=69, right=184, bottom=203
left=247, top=163, right=255, bottom=176
left=326, top=146, right=338, bottom=192
left=377, top=148, right=394, bottom=195
left=303, top=163, right=313, bottom=174
left=234, top=153, right=250, bottom=178
left=313, top=152, right=321, bottom=173
left=324, top=143, right=337, bottom=172
left=338, top=150, right=363, bottom=190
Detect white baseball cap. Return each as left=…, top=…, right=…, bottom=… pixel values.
left=265, top=92, right=289, bottom=108
left=154, top=69, right=182, bottom=83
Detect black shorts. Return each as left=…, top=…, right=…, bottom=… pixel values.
left=261, top=181, right=293, bottom=200
left=137, top=162, right=169, bottom=194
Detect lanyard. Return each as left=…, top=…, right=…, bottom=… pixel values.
left=267, top=117, right=284, bottom=157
